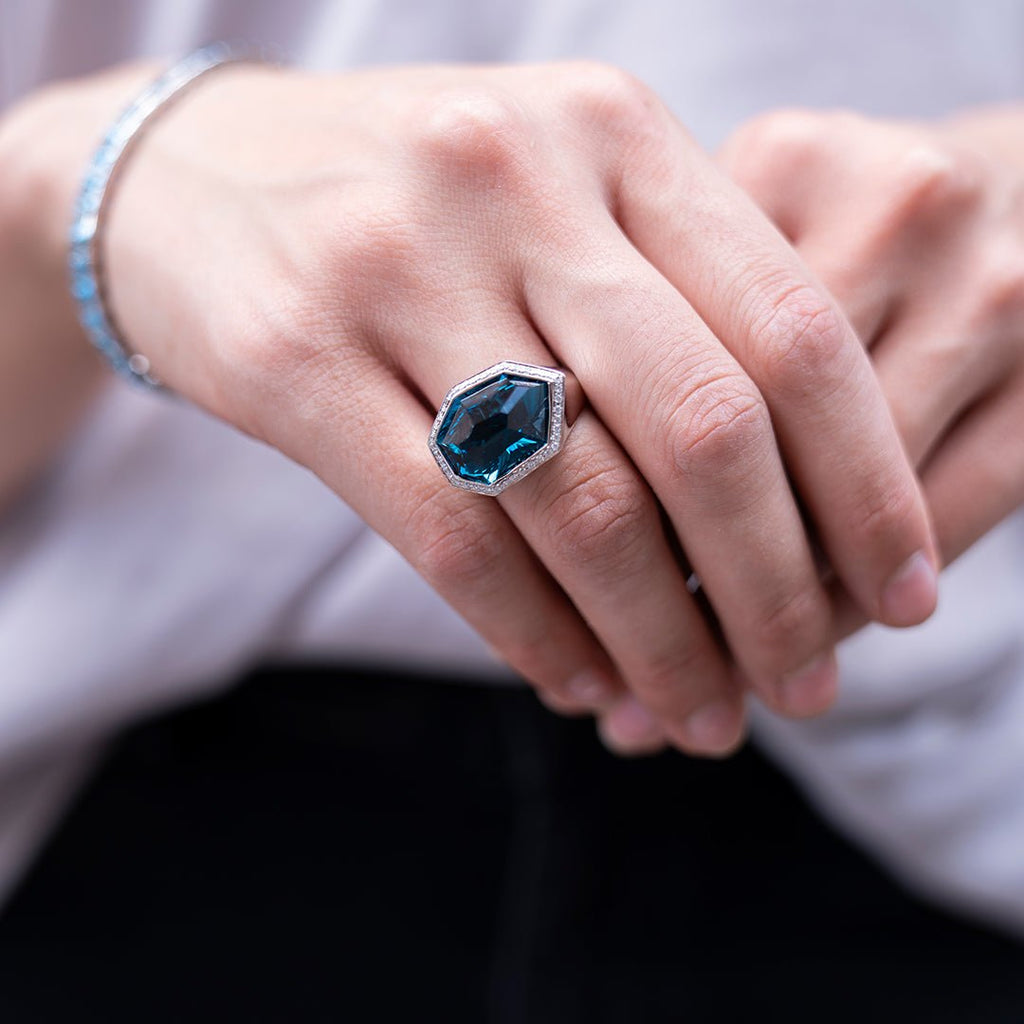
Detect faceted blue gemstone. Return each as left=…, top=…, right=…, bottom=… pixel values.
left=71, top=216, right=97, bottom=244
left=71, top=272, right=97, bottom=302
left=69, top=243, right=91, bottom=270
left=437, top=374, right=550, bottom=486
left=81, top=301, right=106, bottom=332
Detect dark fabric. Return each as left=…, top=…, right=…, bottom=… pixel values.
left=0, top=665, right=1022, bottom=1023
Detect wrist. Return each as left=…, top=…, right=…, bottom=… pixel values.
left=0, top=64, right=162, bottom=509
left=0, top=64, right=163, bottom=300
left=100, top=62, right=288, bottom=412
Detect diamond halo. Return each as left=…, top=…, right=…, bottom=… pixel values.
left=428, top=361, right=569, bottom=496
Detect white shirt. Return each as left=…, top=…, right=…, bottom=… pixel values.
left=1, top=0, right=1023, bottom=933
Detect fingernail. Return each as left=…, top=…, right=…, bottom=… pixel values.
left=566, top=669, right=615, bottom=707
left=778, top=653, right=838, bottom=717
left=680, top=699, right=745, bottom=757
left=599, top=697, right=664, bottom=754
left=881, top=550, right=939, bottom=626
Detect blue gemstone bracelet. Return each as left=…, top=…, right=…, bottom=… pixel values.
left=68, top=42, right=247, bottom=390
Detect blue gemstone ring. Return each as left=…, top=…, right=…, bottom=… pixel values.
left=428, top=361, right=580, bottom=496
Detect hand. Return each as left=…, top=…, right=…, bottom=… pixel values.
left=720, top=108, right=1024, bottom=639
left=40, top=63, right=937, bottom=754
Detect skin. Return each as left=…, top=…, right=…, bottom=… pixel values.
left=720, top=109, right=1024, bottom=583
left=601, top=107, right=1024, bottom=756
left=0, top=62, right=941, bottom=757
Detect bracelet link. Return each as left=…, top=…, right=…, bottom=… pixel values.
left=68, top=42, right=251, bottom=390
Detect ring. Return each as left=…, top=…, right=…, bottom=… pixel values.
left=428, top=361, right=582, bottom=495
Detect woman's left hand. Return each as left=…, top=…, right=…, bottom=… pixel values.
left=719, top=108, right=1024, bottom=605
left=593, top=107, right=1024, bottom=751
left=592, top=107, right=1024, bottom=751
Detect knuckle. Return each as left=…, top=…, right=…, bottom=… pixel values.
left=975, top=244, right=1024, bottom=322
left=847, top=477, right=921, bottom=555
left=544, top=462, right=649, bottom=573
left=553, top=62, right=680, bottom=198
left=558, top=60, right=660, bottom=131
left=752, top=281, right=851, bottom=394
left=634, top=646, right=713, bottom=715
left=883, top=143, right=984, bottom=225
left=414, top=499, right=508, bottom=595
left=723, top=108, right=831, bottom=182
left=665, top=373, right=770, bottom=481
left=412, top=89, right=534, bottom=188
left=747, top=586, right=827, bottom=671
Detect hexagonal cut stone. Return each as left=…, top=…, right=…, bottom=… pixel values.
left=437, top=373, right=550, bottom=486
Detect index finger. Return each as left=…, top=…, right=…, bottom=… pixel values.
left=616, top=108, right=939, bottom=628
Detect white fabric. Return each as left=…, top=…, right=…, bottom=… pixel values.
left=1, top=0, right=1024, bottom=934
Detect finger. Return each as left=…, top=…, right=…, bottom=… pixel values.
left=918, top=378, right=1024, bottom=565
left=793, top=232, right=901, bottom=346
left=729, top=116, right=981, bottom=349
left=535, top=687, right=593, bottom=717
left=715, top=111, right=831, bottom=242
left=726, top=167, right=899, bottom=348
left=505, top=410, right=747, bottom=754
left=291, top=356, right=623, bottom=712
left=821, top=333, right=1017, bottom=644
left=869, top=310, right=1012, bottom=467
left=526, top=226, right=839, bottom=719
left=793, top=200, right=970, bottom=349
left=822, top=377, right=1024, bottom=646
left=616, top=120, right=939, bottom=628
left=538, top=689, right=672, bottom=759
left=407, top=311, right=746, bottom=755
left=597, top=698, right=671, bottom=758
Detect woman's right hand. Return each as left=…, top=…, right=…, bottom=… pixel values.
left=21, top=61, right=939, bottom=755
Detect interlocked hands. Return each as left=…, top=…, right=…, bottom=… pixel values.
left=95, top=63, right=952, bottom=755
left=20, top=62, right=1021, bottom=757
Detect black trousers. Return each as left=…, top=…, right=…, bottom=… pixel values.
left=0, top=665, right=1022, bottom=1023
